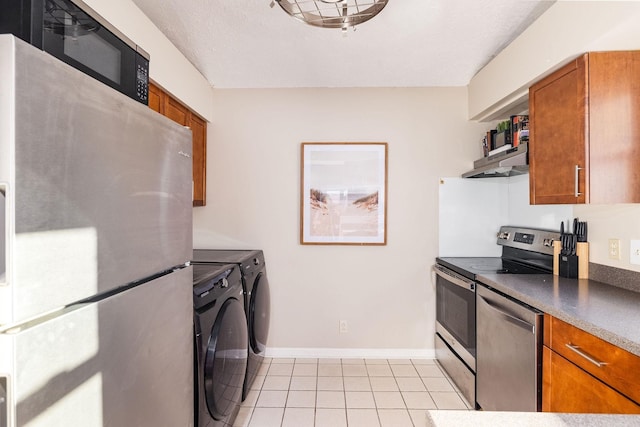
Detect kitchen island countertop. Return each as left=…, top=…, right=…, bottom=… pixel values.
left=476, top=272, right=640, bottom=357
left=426, top=410, right=640, bottom=426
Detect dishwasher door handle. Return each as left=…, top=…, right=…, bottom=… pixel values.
left=477, top=295, right=535, bottom=334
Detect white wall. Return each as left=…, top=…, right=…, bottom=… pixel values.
left=86, top=0, right=213, bottom=121
left=468, top=1, right=640, bottom=121
left=193, top=87, right=487, bottom=357
left=438, top=176, right=572, bottom=256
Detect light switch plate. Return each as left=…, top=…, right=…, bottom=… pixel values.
left=630, top=240, right=640, bottom=265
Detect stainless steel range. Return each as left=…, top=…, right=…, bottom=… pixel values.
left=433, top=226, right=560, bottom=410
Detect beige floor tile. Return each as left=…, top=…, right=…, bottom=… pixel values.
left=295, top=358, right=318, bottom=364
left=256, top=390, right=288, bottom=408
left=342, top=358, right=365, bottom=365
left=395, top=377, right=426, bottom=392
left=342, top=364, right=368, bottom=377
left=416, top=364, right=444, bottom=378
left=262, top=376, right=291, bottom=391
left=315, top=408, right=347, bottom=427
left=292, top=363, right=317, bottom=376
left=401, top=391, right=437, bottom=409
left=248, top=407, right=284, bottom=427
left=369, top=377, right=398, bottom=391
left=289, top=376, right=316, bottom=391
left=422, top=377, right=455, bottom=392
left=317, top=376, right=344, bottom=391
left=365, top=358, right=389, bottom=365
left=411, top=358, right=436, bottom=365
left=373, top=391, right=406, bottom=409
left=251, top=375, right=266, bottom=390
left=257, top=363, right=271, bottom=376
left=318, top=358, right=340, bottom=364
left=241, top=390, right=260, bottom=407
left=345, top=391, right=376, bottom=409
left=267, top=363, right=293, bottom=376
left=377, top=409, right=414, bottom=427
left=281, top=407, right=315, bottom=427
left=408, top=409, right=430, bottom=427
left=318, top=363, right=342, bottom=377
left=316, top=390, right=346, bottom=408
left=232, top=406, right=253, bottom=427
left=367, top=364, right=393, bottom=377
left=388, top=359, right=412, bottom=365
left=430, top=391, right=469, bottom=409
left=343, top=376, right=371, bottom=391
left=271, top=358, right=295, bottom=364
left=286, top=390, right=316, bottom=408
left=390, top=364, right=419, bottom=377
left=347, top=408, right=381, bottom=427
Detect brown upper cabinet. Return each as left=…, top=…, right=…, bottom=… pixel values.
left=149, top=82, right=207, bottom=207
left=528, top=51, right=640, bottom=205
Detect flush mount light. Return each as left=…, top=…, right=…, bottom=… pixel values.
left=271, top=0, right=389, bottom=32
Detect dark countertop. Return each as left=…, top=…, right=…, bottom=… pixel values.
left=476, top=273, right=640, bottom=357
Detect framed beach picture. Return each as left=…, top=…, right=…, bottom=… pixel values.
left=300, top=142, right=388, bottom=245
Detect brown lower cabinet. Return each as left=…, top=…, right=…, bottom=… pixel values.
left=543, top=314, right=640, bottom=413
left=148, top=82, right=207, bottom=206
left=542, top=346, right=640, bottom=413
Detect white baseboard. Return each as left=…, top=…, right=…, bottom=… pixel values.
left=265, top=347, right=436, bottom=360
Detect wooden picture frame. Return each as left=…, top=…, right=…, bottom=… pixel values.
left=300, top=142, right=388, bottom=245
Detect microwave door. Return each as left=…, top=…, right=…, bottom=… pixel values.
left=42, top=0, right=135, bottom=97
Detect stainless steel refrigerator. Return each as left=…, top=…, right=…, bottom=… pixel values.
left=0, top=35, right=194, bottom=426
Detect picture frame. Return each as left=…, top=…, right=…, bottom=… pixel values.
left=300, top=142, right=388, bottom=245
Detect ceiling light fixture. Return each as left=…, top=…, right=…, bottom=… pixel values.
left=271, top=0, right=389, bottom=32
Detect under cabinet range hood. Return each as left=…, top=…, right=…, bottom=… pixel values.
left=462, top=143, right=529, bottom=178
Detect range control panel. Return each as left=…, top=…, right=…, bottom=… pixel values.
left=496, top=226, right=561, bottom=255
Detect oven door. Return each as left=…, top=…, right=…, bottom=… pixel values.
left=434, top=264, right=476, bottom=370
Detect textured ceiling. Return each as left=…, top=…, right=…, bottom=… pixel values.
left=130, top=0, right=555, bottom=88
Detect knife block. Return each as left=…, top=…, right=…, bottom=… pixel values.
left=576, top=242, right=589, bottom=279
left=558, top=254, right=579, bottom=278
left=553, top=241, right=589, bottom=279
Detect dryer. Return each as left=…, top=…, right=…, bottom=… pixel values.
left=193, top=263, right=248, bottom=427
left=192, top=249, right=271, bottom=400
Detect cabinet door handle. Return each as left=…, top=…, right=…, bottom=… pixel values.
left=565, top=343, right=607, bottom=367
left=574, top=165, right=583, bottom=198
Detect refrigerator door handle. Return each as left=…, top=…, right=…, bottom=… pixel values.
left=0, top=375, right=8, bottom=427
left=0, top=183, right=5, bottom=286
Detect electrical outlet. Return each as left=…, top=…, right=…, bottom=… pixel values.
left=609, top=239, right=621, bottom=260
left=339, top=320, right=348, bottom=334
left=631, top=240, right=640, bottom=265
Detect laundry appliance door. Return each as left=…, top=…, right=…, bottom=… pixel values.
left=203, top=298, right=248, bottom=422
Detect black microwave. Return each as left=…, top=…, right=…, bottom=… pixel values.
left=0, top=0, right=149, bottom=105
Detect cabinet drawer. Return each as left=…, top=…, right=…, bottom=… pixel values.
left=542, top=346, right=640, bottom=413
left=547, top=315, right=640, bottom=404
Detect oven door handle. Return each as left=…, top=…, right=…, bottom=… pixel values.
left=433, top=264, right=475, bottom=291
left=477, top=295, right=535, bottom=334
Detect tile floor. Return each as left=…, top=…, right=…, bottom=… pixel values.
left=233, top=357, right=472, bottom=427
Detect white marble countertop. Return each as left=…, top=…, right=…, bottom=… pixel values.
left=426, top=410, right=640, bottom=426
left=476, top=273, right=640, bottom=357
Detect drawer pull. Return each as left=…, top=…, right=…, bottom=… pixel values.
left=566, top=343, right=607, bottom=368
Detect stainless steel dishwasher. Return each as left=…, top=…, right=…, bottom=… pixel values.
left=476, top=284, right=543, bottom=411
